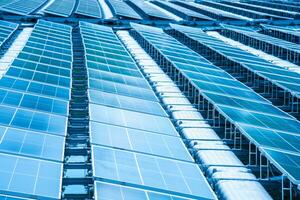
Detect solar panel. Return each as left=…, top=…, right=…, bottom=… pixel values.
left=131, top=23, right=300, bottom=185
left=0, top=194, right=33, bottom=200
left=44, top=0, right=76, bottom=17
left=0, top=20, right=18, bottom=47
left=94, top=181, right=202, bottom=200
left=0, top=20, right=71, bottom=199
left=263, top=148, right=300, bottom=184
left=0, top=0, right=48, bottom=15
left=90, top=122, right=193, bottom=161
left=79, top=22, right=216, bottom=199
left=223, top=1, right=300, bottom=19
left=75, top=0, right=102, bottom=18
left=245, top=0, right=300, bottom=12
left=170, top=24, right=300, bottom=109
left=92, top=146, right=216, bottom=199
left=151, top=0, right=213, bottom=21
left=89, top=103, right=178, bottom=136
left=261, top=24, right=300, bottom=43
left=106, top=0, right=142, bottom=20
left=89, top=89, right=166, bottom=116
left=0, top=88, right=68, bottom=116
left=88, top=68, right=149, bottom=88
left=0, top=152, right=62, bottom=199
left=172, top=1, right=248, bottom=21
left=80, top=21, right=159, bottom=103
left=0, top=0, right=16, bottom=7
left=221, top=24, right=300, bottom=65
left=89, top=78, right=158, bottom=102
left=200, top=0, right=292, bottom=20
left=127, top=0, right=173, bottom=20
left=0, top=126, right=65, bottom=161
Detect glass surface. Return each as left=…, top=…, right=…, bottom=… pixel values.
left=89, top=103, right=178, bottom=136
left=89, top=89, right=166, bottom=117
left=0, top=153, right=62, bottom=199
left=90, top=122, right=192, bottom=161
left=92, top=146, right=215, bottom=199
left=0, top=126, right=64, bottom=161
left=95, top=181, right=199, bottom=200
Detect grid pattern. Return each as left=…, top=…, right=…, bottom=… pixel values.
left=131, top=23, right=300, bottom=186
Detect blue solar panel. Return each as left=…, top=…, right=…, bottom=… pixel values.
left=0, top=20, right=18, bottom=46
left=170, top=24, right=300, bottom=104
left=0, top=0, right=48, bottom=15
left=172, top=1, right=246, bottom=21
left=95, top=181, right=204, bottom=200
left=223, top=1, right=299, bottom=19
left=0, top=20, right=71, bottom=199
left=262, top=148, right=300, bottom=184
left=89, top=89, right=166, bottom=117
left=106, top=0, right=142, bottom=20
left=151, top=0, right=213, bottom=21
left=0, top=153, right=62, bottom=199
left=92, top=146, right=216, bottom=199
left=0, top=126, right=65, bottom=161
left=127, top=0, right=173, bottom=20
left=200, top=0, right=291, bottom=20
left=44, top=0, right=76, bottom=17
left=90, top=122, right=193, bottom=161
left=131, top=23, right=300, bottom=185
left=89, top=103, right=178, bottom=136
left=75, top=0, right=102, bottom=18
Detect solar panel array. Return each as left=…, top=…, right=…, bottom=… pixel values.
left=248, top=0, right=300, bottom=12
left=0, top=0, right=48, bottom=15
left=171, top=25, right=300, bottom=111
left=127, top=0, right=173, bottom=20
left=44, top=0, right=76, bottom=17
left=221, top=24, right=300, bottom=65
left=172, top=1, right=247, bottom=21
left=0, top=20, right=18, bottom=48
left=200, top=0, right=291, bottom=20
left=224, top=1, right=300, bottom=19
left=79, top=21, right=216, bottom=200
left=152, top=0, right=213, bottom=21
left=261, top=24, right=300, bottom=37
left=106, top=0, right=142, bottom=20
left=131, top=23, right=300, bottom=185
left=0, top=0, right=16, bottom=7
left=0, top=20, right=72, bottom=199
left=75, top=0, right=102, bottom=18
left=0, top=0, right=299, bottom=198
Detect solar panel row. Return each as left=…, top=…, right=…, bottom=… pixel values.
left=172, top=1, right=247, bottom=21
left=44, top=0, right=76, bottom=17
left=0, top=0, right=48, bottom=15
left=131, top=23, right=300, bottom=185
left=127, top=0, right=173, bottom=20
left=0, top=0, right=16, bottom=7
left=170, top=25, right=300, bottom=112
left=261, top=24, right=300, bottom=45
left=106, top=0, right=142, bottom=20
left=0, top=20, right=72, bottom=199
left=245, top=0, right=300, bottom=12
left=75, top=0, right=102, bottom=18
left=221, top=24, right=300, bottom=65
left=224, top=1, right=300, bottom=19
left=79, top=21, right=216, bottom=200
left=152, top=1, right=213, bottom=21
left=200, top=0, right=291, bottom=20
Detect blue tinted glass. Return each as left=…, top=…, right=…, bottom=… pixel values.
left=0, top=106, right=15, bottom=125
left=11, top=109, right=33, bottom=128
